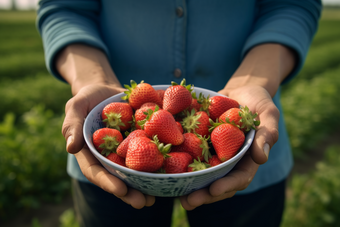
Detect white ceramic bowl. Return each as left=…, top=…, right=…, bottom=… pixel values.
left=83, top=85, right=255, bottom=197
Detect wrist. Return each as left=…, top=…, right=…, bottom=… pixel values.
left=56, top=44, right=122, bottom=95
left=224, top=43, right=296, bottom=97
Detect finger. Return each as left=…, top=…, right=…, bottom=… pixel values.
left=250, top=101, right=280, bottom=165
left=180, top=188, right=236, bottom=211
left=145, top=195, right=156, bottom=207
left=182, top=188, right=210, bottom=210
left=179, top=194, right=198, bottom=211
left=209, top=153, right=259, bottom=196
left=74, top=147, right=128, bottom=197
left=119, top=188, right=148, bottom=209
left=63, top=96, right=88, bottom=154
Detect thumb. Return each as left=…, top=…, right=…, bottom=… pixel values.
left=250, top=103, right=280, bottom=165
left=62, top=96, right=88, bottom=154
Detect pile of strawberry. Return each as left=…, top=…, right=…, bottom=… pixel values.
left=92, top=79, right=260, bottom=174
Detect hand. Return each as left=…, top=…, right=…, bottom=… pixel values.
left=62, top=84, right=156, bottom=209
left=180, top=85, right=279, bottom=210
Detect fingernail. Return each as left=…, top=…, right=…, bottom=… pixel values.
left=263, top=143, right=270, bottom=158
left=66, top=136, right=73, bottom=151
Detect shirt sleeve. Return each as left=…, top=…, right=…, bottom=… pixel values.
left=242, top=0, right=322, bottom=84
left=36, top=0, right=109, bottom=82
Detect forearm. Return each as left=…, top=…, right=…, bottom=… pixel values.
left=224, top=43, right=297, bottom=97
left=56, top=43, right=122, bottom=95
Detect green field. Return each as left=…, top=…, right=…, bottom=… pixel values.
left=1, top=8, right=340, bottom=227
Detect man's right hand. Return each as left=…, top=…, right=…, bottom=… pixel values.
left=56, top=44, right=155, bottom=209
left=62, top=84, right=156, bottom=209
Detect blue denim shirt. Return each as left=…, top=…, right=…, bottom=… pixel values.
left=37, top=0, right=321, bottom=194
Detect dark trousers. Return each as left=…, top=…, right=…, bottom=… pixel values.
left=72, top=178, right=286, bottom=227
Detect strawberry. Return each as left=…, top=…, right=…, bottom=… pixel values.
left=116, top=129, right=149, bottom=158
left=189, top=99, right=201, bottom=112
left=92, top=128, right=123, bottom=156
left=189, top=92, right=210, bottom=112
left=176, top=121, right=184, bottom=134
left=125, top=135, right=171, bottom=172
left=163, top=79, right=193, bottom=115
left=155, top=89, right=165, bottom=107
left=207, top=155, right=222, bottom=167
left=134, top=103, right=159, bottom=130
left=162, top=152, right=193, bottom=173
left=209, top=120, right=245, bottom=162
left=143, top=106, right=184, bottom=145
left=187, top=159, right=211, bottom=172
left=171, top=133, right=211, bottom=162
left=219, top=106, right=260, bottom=133
left=181, top=109, right=211, bottom=137
left=106, top=152, right=126, bottom=167
left=101, top=102, right=133, bottom=131
left=208, top=96, right=239, bottom=121
left=122, top=80, right=162, bottom=110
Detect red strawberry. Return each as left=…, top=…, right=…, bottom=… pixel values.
left=171, top=133, right=211, bottom=162
left=208, top=96, right=239, bottom=121
left=125, top=135, right=171, bottom=172
left=134, top=103, right=159, bottom=130
left=106, top=152, right=126, bottom=167
left=156, top=89, right=165, bottom=107
left=143, top=107, right=184, bottom=145
left=187, top=159, right=211, bottom=172
left=176, top=121, right=184, bottom=134
left=189, top=98, right=201, bottom=112
left=116, top=129, right=149, bottom=158
left=181, top=109, right=211, bottom=137
left=189, top=92, right=209, bottom=112
left=92, top=128, right=123, bottom=156
left=163, top=152, right=193, bottom=173
left=102, top=102, right=133, bottom=131
left=163, top=79, right=193, bottom=115
left=140, top=102, right=159, bottom=109
left=209, top=121, right=245, bottom=162
left=122, top=80, right=162, bottom=110
left=219, top=106, right=260, bottom=133
left=207, top=155, right=222, bottom=167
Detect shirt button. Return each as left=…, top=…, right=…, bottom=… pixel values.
left=174, top=68, right=182, bottom=78
left=176, top=7, right=184, bottom=17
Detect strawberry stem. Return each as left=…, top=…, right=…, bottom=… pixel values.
left=181, top=109, right=201, bottom=133
left=188, top=159, right=211, bottom=171
left=121, top=80, right=143, bottom=101
left=99, top=135, right=120, bottom=156
left=151, top=135, right=171, bottom=158
left=171, top=78, right=194, bottom=93
left=238, top=106, right=261, bottom=131
left=103, top=112, right=125, bottom=131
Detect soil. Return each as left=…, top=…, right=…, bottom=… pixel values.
left=2, top=133, right=340, bottom=227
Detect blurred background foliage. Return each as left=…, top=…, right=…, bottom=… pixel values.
left=0, top=6, right=340, bottom=227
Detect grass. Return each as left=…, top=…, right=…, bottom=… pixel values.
left=0, top=7, right=340, bottom=227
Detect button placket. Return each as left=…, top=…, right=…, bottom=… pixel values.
left=173, top=0, right=186, bottom=80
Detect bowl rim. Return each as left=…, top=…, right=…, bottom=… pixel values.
left=83, top=85, right=255, bottom=179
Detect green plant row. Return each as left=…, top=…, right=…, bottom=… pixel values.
left=292, top=39, right=340, bottom=82
left=0, top=52, right=47, bottom=79
left=0, top=23, right=43, bottom=54
left=281, top=65, right=340, bottom=158
left=310, top=20, right=340, bottom=47
left=0, top=105, right=70, bottom=220
left=281, top=145, right=340, bottom=227
left=0, top=74, right=71, bottom=120
left=0, top=21, right=47, bottom=80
